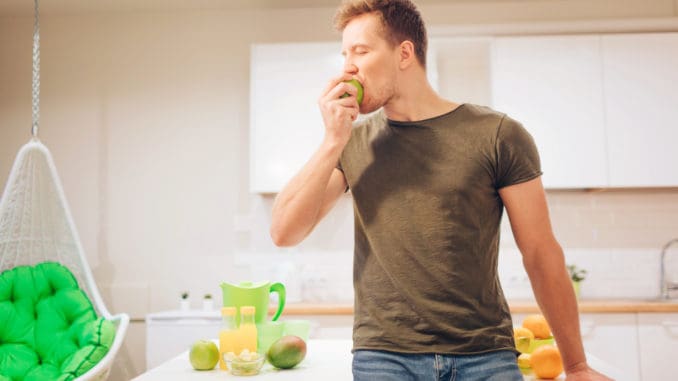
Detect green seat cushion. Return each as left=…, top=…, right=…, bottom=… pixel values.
left=0, top=262, right=115, bottom=381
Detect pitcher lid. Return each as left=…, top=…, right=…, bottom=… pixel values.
left=221, top=281, right=270, bottom=289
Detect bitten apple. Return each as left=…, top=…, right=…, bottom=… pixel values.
left=340, top=79, right=364, bottom=105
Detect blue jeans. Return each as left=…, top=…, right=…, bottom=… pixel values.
left=352, top=349, right=523, bottom=381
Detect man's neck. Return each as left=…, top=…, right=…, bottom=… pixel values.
left=383, top=76, right=459, bottom=122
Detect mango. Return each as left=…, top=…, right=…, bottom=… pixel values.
left=266, top=335, right=307, bottom=369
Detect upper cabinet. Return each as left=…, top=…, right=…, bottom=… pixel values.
left=601, top=33, right=678, bottom=187
left=490, top=35, right=608, bottom=188
left=491, top=32, right=678, bottom=189
left=429, top=37, right=493, bottom=106
left=249, top=42, right=342, bottom=193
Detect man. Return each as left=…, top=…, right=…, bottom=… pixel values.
left=270, top=1, right=612, bottom=380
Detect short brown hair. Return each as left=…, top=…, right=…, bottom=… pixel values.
left=334, top=0, right=428, bottom=67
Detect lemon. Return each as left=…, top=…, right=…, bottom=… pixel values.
left=518, top=353, right=533, bottom=375
left=513, top=327, right=534, bottom=354
left=515, top=336, right=533, bottom=354
left=517, top=353, right=531, bottom=369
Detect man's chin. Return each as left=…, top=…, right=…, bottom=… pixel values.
left=359, top=103, right=381, bottom=115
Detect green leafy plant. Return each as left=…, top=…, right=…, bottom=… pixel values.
left=567, top=264, right=587, bottom=282
left=203, top=294, right=212, bottom=300
left=181, top=291, right=189, bottom=300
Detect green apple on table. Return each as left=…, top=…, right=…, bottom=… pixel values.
left=189, top=339, right=219, bottom=371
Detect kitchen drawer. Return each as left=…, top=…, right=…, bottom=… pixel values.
left=578, top=313, right=639, bottom=381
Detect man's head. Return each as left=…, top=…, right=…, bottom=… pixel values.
left=334, top=0, right=427, bottom=67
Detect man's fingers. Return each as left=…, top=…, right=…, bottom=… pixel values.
left=324, top=81, right=357, bottom=104
left=336, top=95, right=359, bottom=108
left=349, top=108, right=359, bottom=121
left=322, top=74, right=354, bottom=96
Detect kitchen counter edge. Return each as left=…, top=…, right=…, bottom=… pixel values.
left=275, top=300, right=678, bottom=315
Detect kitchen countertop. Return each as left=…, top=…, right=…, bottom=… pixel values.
left=133, top=339, right=627, bottom=381
left=275, top=299, right=678, bottom=315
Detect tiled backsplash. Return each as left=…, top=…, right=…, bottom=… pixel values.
left=544, top=189, right=678, bottom=249
left=498, top=248, right=662, bottom=300
left=499, top=189, right=678, bottom=301
left=234, top=251, right=354, bottom=303
left=243, top=189, right=678, bottom=303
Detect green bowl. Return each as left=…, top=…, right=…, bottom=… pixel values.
left=528, top=336, right=555, bottom=353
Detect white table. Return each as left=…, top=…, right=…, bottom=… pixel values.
left=133, top=339, right=626, bottom=381
left=133, top=339, right=352, bottom=380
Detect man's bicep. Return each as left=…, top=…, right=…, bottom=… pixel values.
left=498, top=176, right=556, bottom=257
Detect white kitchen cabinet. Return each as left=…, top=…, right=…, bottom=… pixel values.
left=491, top=35, right=608, bottom=189
left=249, top=42, right=342, bottom=193
left=637, top=312, right=678, bottom=380
left=578, top=313, right=640, bottom=381
left=601, top=33, right=678, bottom=187
left=429, top=37, right=493, bottom=106
left=146, top=310, right=221, bottom=370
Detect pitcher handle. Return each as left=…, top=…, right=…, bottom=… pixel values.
left=269, top=282, right=286, bottom=321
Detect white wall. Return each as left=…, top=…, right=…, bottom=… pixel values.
left=2, top=1, right=678, bottom=379
left=0, top=7, right=341, bottom=379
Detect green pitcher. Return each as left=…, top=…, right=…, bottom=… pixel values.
left=220, top=281, right=286, bottom=324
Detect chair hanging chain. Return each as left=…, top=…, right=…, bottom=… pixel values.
left=31, top=0, right=40, bottom=138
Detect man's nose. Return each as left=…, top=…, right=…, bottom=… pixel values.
left=343, top=61, right=358, bottom=75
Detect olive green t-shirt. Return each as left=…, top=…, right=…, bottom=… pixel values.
left=338, top=103, right=542, bottom=354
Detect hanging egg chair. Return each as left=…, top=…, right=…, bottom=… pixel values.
left=0, top=1, right=129, bottom=380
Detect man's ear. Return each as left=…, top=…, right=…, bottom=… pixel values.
left=398, top=40, right=416, bottom=69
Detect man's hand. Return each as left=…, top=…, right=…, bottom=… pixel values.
left=318, top=74, right=360, bottom=148
left=565, top=363, right=614, bottom=380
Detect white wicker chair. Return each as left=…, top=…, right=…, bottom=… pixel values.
left=0, top=139, right=130, bottom=380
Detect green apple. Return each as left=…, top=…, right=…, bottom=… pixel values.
left=189, top=339, right=219, bottom=371
left=340, top=79, right=364, bottom=105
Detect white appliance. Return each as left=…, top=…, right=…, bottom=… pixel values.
left=145, top=310, right=221, bottom=370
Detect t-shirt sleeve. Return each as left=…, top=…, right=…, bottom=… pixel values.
left=336, top=158, right=344, bottom=173
left=335, top=159, right=349, bottom=193
left=495, top=115, right=543, bottom=189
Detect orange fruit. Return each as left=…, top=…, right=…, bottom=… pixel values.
left=529, top=345, right=563, bottom=379
left=522, top=314, right=551, bottom=339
